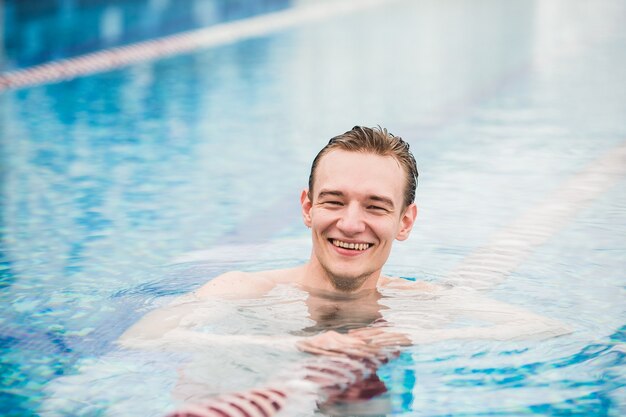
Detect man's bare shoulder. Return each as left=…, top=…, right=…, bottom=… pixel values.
left=195, top=271, right=274, bottom=299
left=195, top=267, right=302, bottom=299
left=380, top=276, right=442, bottom=291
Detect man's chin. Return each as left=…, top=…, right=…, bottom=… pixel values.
left=328, top=273, right=370, bottom=292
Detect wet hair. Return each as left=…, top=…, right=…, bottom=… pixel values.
left=308, top=126, right=418, bottom=208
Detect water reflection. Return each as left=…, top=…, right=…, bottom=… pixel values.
left=300, top=287, right=387, bottom=334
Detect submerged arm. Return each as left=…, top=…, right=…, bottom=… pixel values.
left=117, top=271, right=297, bottom=351
left=391, top=291, right=572, bottom=345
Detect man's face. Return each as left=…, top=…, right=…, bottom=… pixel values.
left=301, top=150, right=417, bottom=291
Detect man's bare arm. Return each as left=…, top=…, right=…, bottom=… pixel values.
left=117, top=271, right=282, bottom=349
left=386, top=290, right=571, bottom=345
left=195, top=271, right=276, bottom=299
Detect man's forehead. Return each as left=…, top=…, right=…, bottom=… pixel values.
left=313, top=150, right=405, bottom=201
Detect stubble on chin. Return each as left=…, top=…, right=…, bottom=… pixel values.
left=327, top=272, right=370, bottom=292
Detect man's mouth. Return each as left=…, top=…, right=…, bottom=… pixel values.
left=330, top=239, right=372, bottom=251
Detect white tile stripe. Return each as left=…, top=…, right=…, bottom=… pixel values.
left=0, top=0, right=394, bottom=92
left=447, top=139, right=626, bottom=290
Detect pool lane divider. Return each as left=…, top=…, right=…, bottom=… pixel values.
left=0, top=0, right=398, bottom=92
left=447, top=139, right=626, bottom=290
left=165, top=353, right=394, bottom=417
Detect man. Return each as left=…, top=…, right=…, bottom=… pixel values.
left=197, top=126, right=419, bottom=296
left=118, top=126, right=571, bottom=417
left=120, top=125, right=568, bottom=355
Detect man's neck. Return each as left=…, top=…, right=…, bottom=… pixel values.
left=297, top=260, right=383, bottom=295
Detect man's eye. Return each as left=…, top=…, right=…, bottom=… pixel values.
left=368, top=205, right=388, bottom=212
left=324, top=201, right=343, bottom=206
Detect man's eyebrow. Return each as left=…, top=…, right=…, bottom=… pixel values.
left=317, top=190, right=344, bottom=199
left=369, top=195, right=395, bottom=208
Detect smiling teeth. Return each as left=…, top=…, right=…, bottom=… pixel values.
left=332, top=240, right=370, bottom=251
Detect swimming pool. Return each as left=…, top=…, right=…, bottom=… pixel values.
left=1, top=0, right=625, bottom=416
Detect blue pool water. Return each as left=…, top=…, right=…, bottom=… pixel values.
left=1, top=0, right=625, bottom=416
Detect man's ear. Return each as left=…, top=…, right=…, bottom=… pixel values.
left=396, top=203, right=418, bottom=241
left=301, top=189, right=312, bottom=228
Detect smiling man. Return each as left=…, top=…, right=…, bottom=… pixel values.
left=121, top=126, right=569, bottom=347
left=300, top=137, right=417, bottom=293
left=121, top=126, right=426, bottom=354
left=194, top=126, right=421, bottom=300
left=119, top=126, right=570, bottom=414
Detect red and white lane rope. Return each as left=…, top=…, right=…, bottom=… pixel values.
left=0, top=0, right=393, bottom=93
left=165, top=352, right=395, bottom=417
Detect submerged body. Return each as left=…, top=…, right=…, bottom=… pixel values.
left=118, top=274, right=570, bottom=413
left=120, top=270, right=569, bottom=351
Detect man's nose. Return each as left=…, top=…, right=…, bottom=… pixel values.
left=337, top=203, right=366, bottom=235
